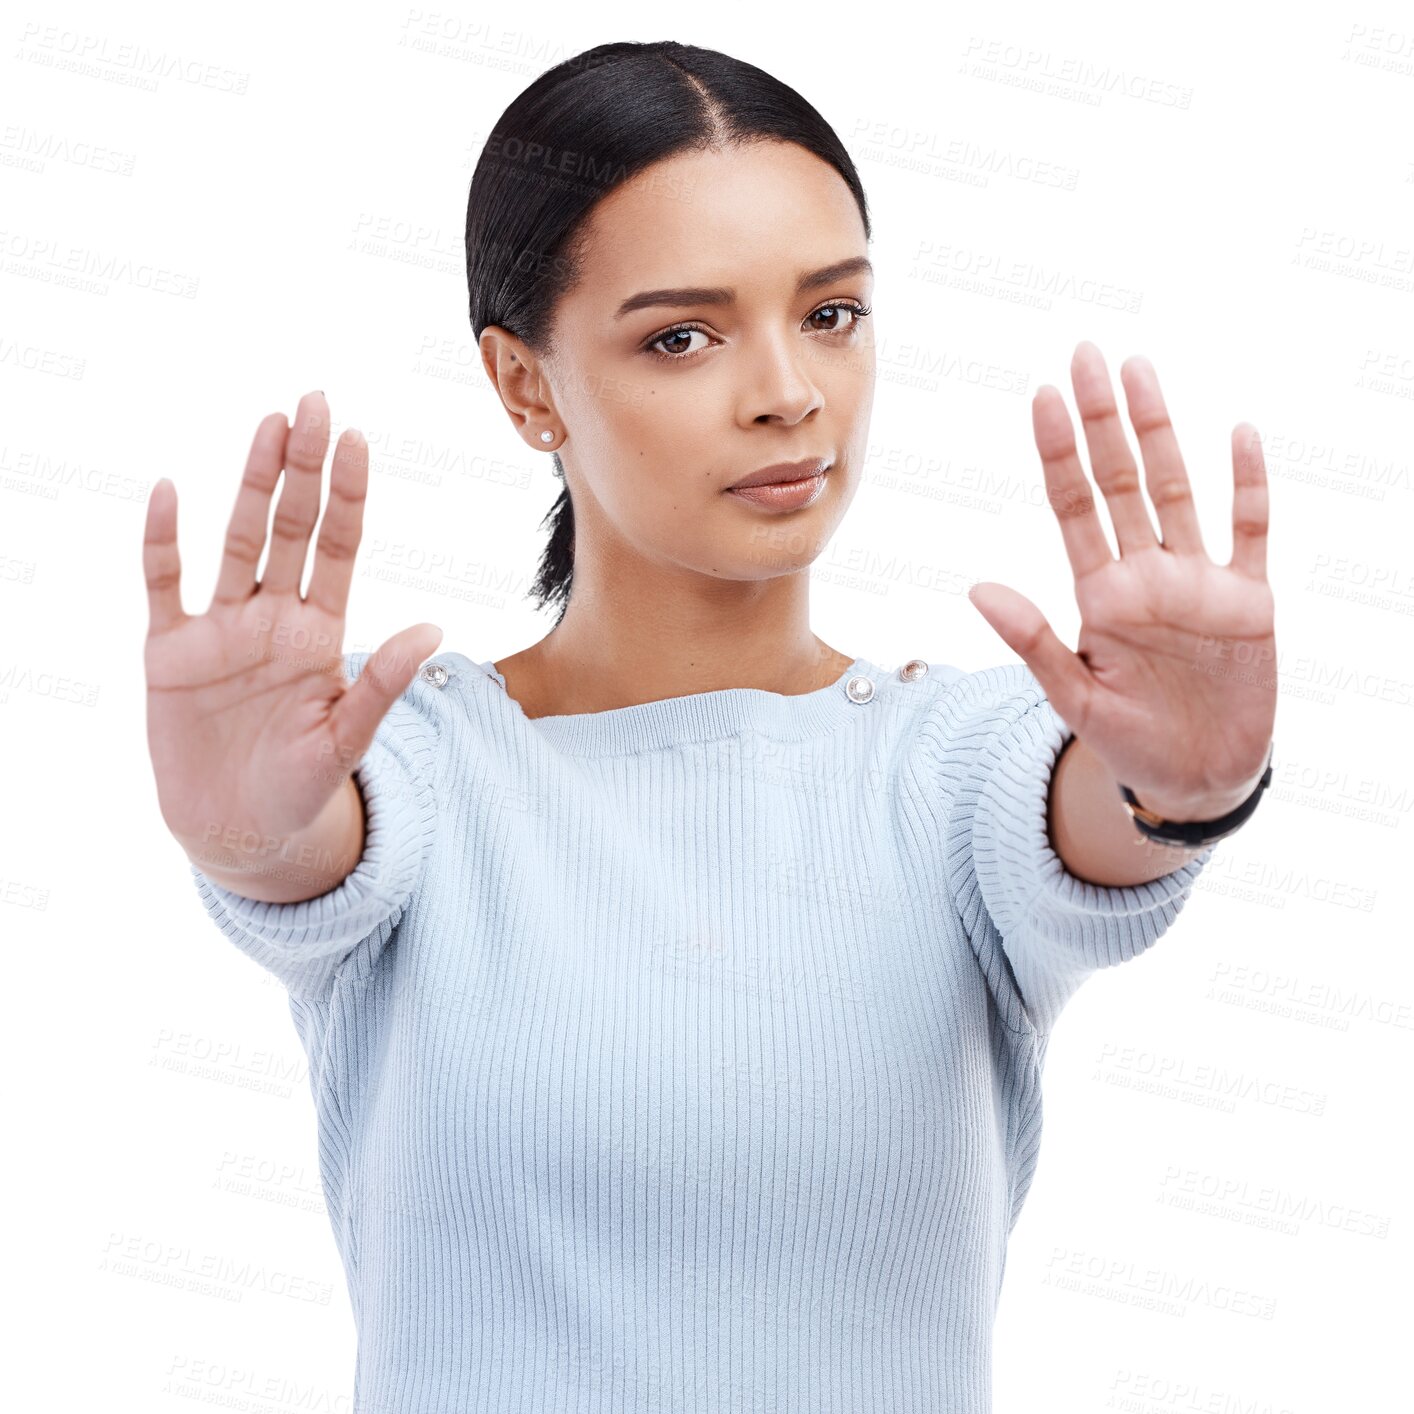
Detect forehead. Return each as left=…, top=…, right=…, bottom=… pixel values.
left=570, top=141, right=868, bottom=306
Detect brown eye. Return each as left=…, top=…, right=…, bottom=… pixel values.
left=649, top=327, right=710, bottom=359
left=809, top=304, right=861, bottom=332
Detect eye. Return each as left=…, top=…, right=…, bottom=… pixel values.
left=641, top=299, right=874, bottom=365
left=806, top=301, right=872, bottom=334
left=646, top=325, right=713, bottom=360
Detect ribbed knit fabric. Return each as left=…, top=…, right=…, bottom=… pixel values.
left=189, top=649, right=1217, bottom=1413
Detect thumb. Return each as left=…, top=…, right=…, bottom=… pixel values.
left=967, top=581, right=1091, bottom=725
left=331, top=622, right=444, bottom=768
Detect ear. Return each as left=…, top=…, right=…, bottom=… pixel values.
left=479, top=326, right=559, bottom=451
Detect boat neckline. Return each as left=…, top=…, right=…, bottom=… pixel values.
left=445, top=651, right=884, bottom=755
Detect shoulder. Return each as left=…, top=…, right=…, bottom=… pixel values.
left=338, top=648, right=460, bottom=780
left=915, top=660, right=1045, bottom=719
left=885, top=658, right=1049, bottom=740
left=893, top=658, right=1071, bottom=804
left=911, top=661, right=1058, bottom=753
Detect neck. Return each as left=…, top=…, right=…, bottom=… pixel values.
left=500, top=613, right=852, bottom=718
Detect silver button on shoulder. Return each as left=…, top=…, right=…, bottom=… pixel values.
left=419, top=662, right=450, bottom=688
left=898, top=658, right=929, bottom=682
left=845, top=673, right=875, bottom=704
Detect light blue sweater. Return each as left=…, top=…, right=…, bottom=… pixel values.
left=190, top=649, right=1215, bottom=1412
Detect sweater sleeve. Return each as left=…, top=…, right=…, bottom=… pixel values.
left=188, top=658, right=441, bottom=1000
left=919, top=663, right=1217, bottom=1035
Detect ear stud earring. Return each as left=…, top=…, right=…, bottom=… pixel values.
left=540, top=430, right=554, bottom=443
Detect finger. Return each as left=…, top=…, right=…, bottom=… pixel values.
left=304, top=427, right=368, bottom=619
left=261, top=391, right=332, bottom=595
left=211, top=411, right=289, bottom=608
left=143, top=478, right=186, bottom=634
left=968, top=581, right=1094, bottom=730
left=1070, top=340, right=1161, bottom=555
left=1032, top=385, right=1115, bottom=579
left=1119, top=353, right=1207, bottom=557
left=329, top=622, right=445, bottom=769
left=1230, top=422, right=1270, bottom=580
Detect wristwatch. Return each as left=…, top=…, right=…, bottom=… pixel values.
left=1118, top=739, right=1275, bottom=847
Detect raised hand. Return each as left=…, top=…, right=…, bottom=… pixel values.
left=143, top=390, right=443, bottom=878
left=967, top=341, right=1277, bottom=821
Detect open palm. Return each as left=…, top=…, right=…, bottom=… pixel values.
left=968, top=341, right=1277, bottom=819
left=143, top=391, right=442, bottom=870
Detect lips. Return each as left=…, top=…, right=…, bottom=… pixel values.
left=725, top=465, right=830, bottom=512
left=728, top=456, right=832, bottom=490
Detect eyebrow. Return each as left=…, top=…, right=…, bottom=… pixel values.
left=613, top=256, right=874, bottom=320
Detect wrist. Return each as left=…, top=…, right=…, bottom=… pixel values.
left=1129, top=782, right=1257, bottom=823
left=1121, top=740, right=1275, bottom=844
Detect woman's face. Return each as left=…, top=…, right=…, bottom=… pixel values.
left=525, top=140, right=875, bottom=584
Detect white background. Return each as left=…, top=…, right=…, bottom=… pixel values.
left=5, top=1, right=1411, bottom=1409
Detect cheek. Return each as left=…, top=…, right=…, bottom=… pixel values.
left=625, top=370, right=723, bottom=432
left=822, top=349, right=875, bottom=405
left=611, top=380, right=723, bottom=484
left=582, top=413, right=712, bottom=536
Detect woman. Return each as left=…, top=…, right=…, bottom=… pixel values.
left=144, top=39, right=1277, bottom=1413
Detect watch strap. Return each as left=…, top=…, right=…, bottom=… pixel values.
left=1119, top=740, right=1275, bottom=847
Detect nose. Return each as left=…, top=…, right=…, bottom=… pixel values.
left=740, top=328, right=824, bottom=427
